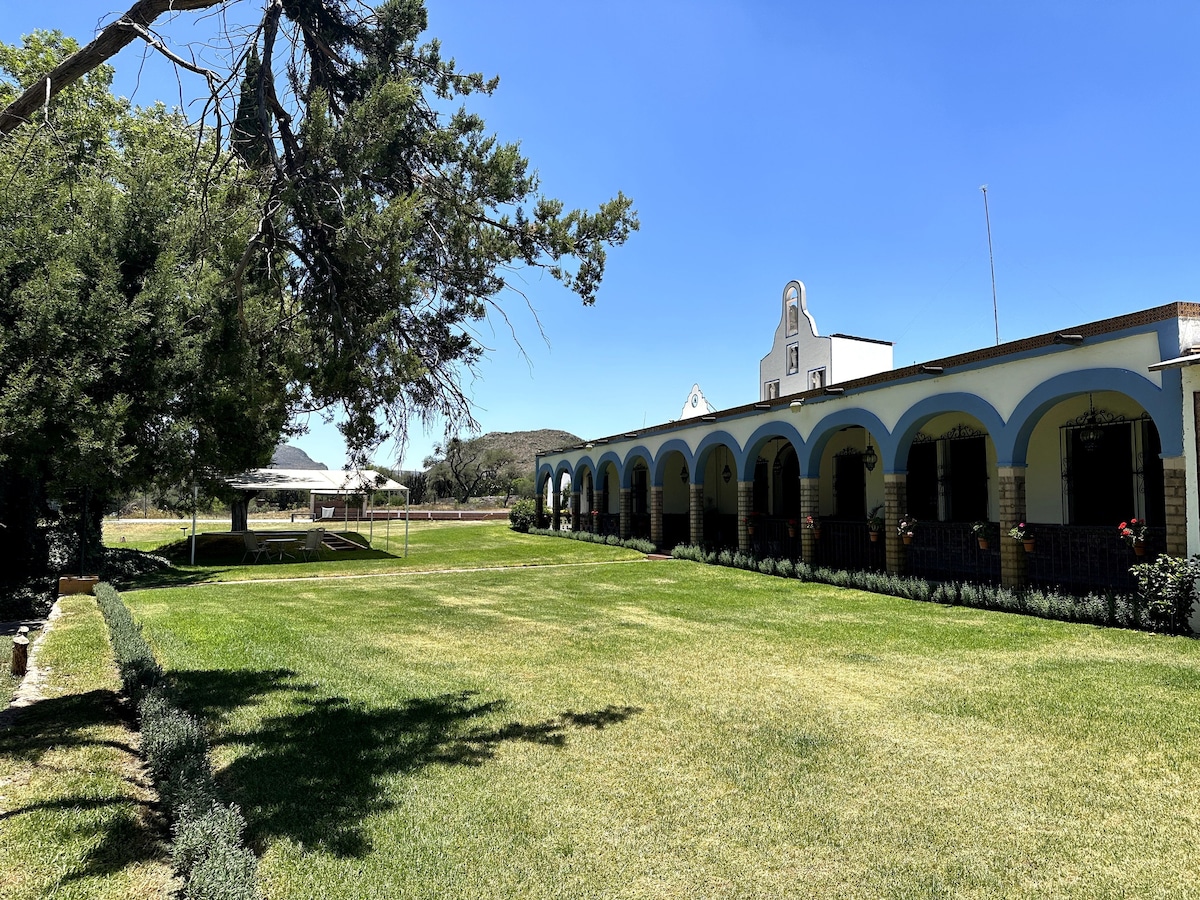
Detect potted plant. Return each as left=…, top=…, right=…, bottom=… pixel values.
left=972, top=520, right=996, bottom=550
left=1009, top=522, right=1034, bottom=552
left=897, top=515, right=916, bottom=545
left=805, top=514, right=822, bottom=540
left=1118, top=518, right=1148, bottom=555
left=742, top=513, right=758, bottom=537
left=787, top=518, right=798, bottom=538
left=867, top=505, right=884, bottom=542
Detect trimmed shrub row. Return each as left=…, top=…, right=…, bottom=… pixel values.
left=526, top=526, right=657, bottom=555
left=667, top=544, right=1195, bottom=634
left=95, top=583, right=261, bottom=900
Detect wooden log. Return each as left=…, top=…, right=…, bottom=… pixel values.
left=11, top=635, right=28, bottom=677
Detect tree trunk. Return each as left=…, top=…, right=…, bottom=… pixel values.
left=231, top=493, right=256, bottom=531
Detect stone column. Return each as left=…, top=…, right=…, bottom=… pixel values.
left=799, top=476, right=819, bottom=564
left=1163, top=455, right=1187, bottom=557
left=650, top=486, right=664, bottom=550
left=619, top=488, right=632, bottom=539
left=997, top=465, right=1027, bottom=589
left=690, top=484, right=705, bottom=547
left=535, top=492, right=545, bottom=529
left=737, top=481, right=753, bottom=552
left=569, top=490, right=580, bottom=532
left=884, top=473, right=907, bottom=575
left=551, top=484, right=561, bottom=531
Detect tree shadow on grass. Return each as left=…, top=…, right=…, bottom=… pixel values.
left=0, top=689, right=168, bottom=882
left=168, top=669, right=641, bottom=858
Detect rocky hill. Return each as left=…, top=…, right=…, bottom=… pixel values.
left=270, top=444, right=328, bottom=469
left=473, top=429, right=582, bottom=469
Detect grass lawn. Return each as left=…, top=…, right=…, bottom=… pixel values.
left=123, top=539, right=1200, bottom=900
left=103, top=520, right=645, bottom=587
left=0, top=597, right=174, bottom=899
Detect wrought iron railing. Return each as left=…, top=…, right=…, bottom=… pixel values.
left=1023, top=524, right=1164, bottom=594
left=905, top=521, right=1001, bottom=583
left=744, top=517, right=802, bottom=560
left=813, top=520, right=886, bottom=572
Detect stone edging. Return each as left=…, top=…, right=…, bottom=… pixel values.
left=0, top=600, right=62, bottom=728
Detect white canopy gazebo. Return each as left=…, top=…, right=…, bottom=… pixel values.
left=224, top=468, right=409, bottom=555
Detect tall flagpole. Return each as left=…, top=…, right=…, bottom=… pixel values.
left=981, top=184, right=999, bottom=345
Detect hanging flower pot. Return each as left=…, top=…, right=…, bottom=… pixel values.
left=1023, top=539, right=1035, bottom=553
left=902, top=533, right=913, bottom=545
left=869, top=531, right=880, bottom=543
left=747, top=525, right=755, bottom=537
left=813, top=528, right=822, bottom=540
left=977, top=538, right=989, bottom=550
left=788, top=526, right=797, bottom=538
left=1133, top=540, right=1146, bottom=556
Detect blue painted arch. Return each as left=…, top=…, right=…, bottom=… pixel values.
left=801, top=408, right=892, bottom=478
left=889, top=393, right=1007, bottom=474
left=739, top=422, right=806, bottom=481
left=1004, top=368, right=1181, bottom=465
left=619, top=445, right=654, bottom=489
left=691, top=431, right=745, bottom=482
left=652, top=439, right=695, bottom=487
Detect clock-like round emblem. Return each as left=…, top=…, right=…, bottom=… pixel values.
left=691, top=394, right=699, bottom=407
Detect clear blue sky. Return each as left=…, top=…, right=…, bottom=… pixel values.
left=6, top=1, right=1199, bottom=472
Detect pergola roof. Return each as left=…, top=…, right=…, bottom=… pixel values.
left=225, top=468, right=407, bottom=493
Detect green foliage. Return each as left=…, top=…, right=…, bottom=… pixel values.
left=96, top=582, right=261, bottom=899
left=425, top=435, right=523, bottom=503
left=1131, top=554, right=1200, bottom=634
left=508, top=498, right=537, bottom=532
left=663, top=542, right=1165, bottom=633
left=0, top=8, right=636, bottom=573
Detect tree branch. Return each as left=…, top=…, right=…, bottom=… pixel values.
left=0, top=0, right=229, bottom=136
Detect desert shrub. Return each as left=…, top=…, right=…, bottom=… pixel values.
left=1130, top=554, right=1200, bottom=634
left=931, top=582, right=956, bottom=605
left=508, top=498, right=538, bottom=532
left=757, top=557, right=776, bottom=576
left=775, top=558, right=794, bottom=579
left=173, top=803, right=259, bottom=900
left=959, top=582, right=979, bottom=608
left=139, top=690, right=216, bottom=820
left=97, top=584, right=261, bottom=899
left=95, top=582, right=162, bottom=702
left=623, top=538, right=657, bottom=554
left=717, top=549, right=733, bottom=567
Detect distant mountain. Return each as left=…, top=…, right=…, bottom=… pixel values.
left=271, top=444, right=329, bottom=470
left=473, top=429, right=582, bottom=469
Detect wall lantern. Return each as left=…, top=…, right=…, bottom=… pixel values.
left=722, top=463, right=732, bottom=483
left=862, top=442, right=878, bottom=472
left=680, top=465, right=689, bottom=483
left=1078, top=394, right=1104, bottom=452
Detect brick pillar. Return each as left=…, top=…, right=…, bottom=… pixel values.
left=619, top=488, right=632, bottom=539
left=569, top=491, right=580, bottom=532
left=997, top=465, right=1027, bottom=589
left=884, top=473, right=907, bottom=575
left=800, top=476, right=819, bottom=564
left=690, top=484, right=705, bottom=547
left=650, top=486, right=664, bottom=550
left=1163, top=455, right=1187, bottom=557
left=535, top=492, right=545, bottom=528
left=737, top=481, right=753, bottom=552
left=552, top=483, right=561, bottom=530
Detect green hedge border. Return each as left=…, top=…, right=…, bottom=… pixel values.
left=665, top=544, right=1196, bottom=635
left=94, top=583, right=261, bottom=900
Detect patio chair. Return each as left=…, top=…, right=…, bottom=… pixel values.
left=241, top=531, right=267, bottom=564
left=300, top=528, right=324, bottom=562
